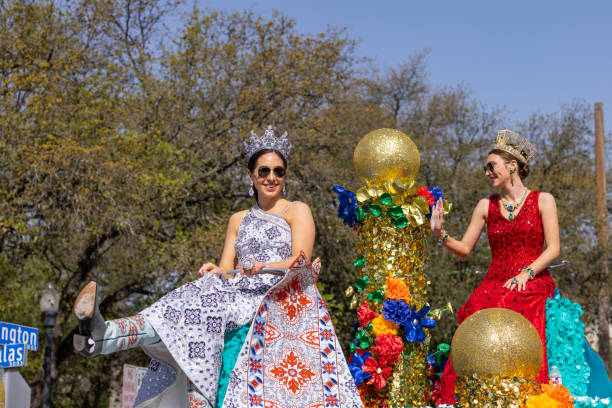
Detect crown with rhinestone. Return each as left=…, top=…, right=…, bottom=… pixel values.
left=494, top=129, right=537, bottom=163
left=244, top=125, right=292, bottom=161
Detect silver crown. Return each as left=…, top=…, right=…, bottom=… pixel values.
left=494, top=129, right=537, bottom=163
left=244, top=125, right=292, bottom=161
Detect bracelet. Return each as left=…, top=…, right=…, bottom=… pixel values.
left=437, top=228, right=450, bottom=245
left=522, top=265, right=536, bottom=280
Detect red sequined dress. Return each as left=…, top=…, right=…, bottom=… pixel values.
left=438, top=190, right=556, bottom=405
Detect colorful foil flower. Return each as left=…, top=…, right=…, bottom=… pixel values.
left=403, top=306, right=436, bottom=342
left=417, top=185, right=435, bottom=206
left=362, top=356, right=393, bottom=389
left=371, top=315, right=399, bottom=336
left=525, top=393, right=561, bottom=408
left=382, top=298, right=412, bottom=326
left=357, top=301, right=379, bottom=327
left=425, top=185, right=445, bottom=219
left=333, top=185, right=358, bottom=227
left=384, top=277, right=411, bottom=303
left=372, top=334, right=404, bottom=364
left=428, top=185, right=444, bottom=203
left=348, top=351, right=372, bottom=386
left=540, top=383, right=574, bottom=408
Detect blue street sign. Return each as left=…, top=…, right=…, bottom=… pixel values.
left=0, top=321, right=38, bottom=351
left=0, top=343, right=27, bottom=368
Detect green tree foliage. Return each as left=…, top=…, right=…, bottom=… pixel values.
left=0, top=1, right=608, bottom=406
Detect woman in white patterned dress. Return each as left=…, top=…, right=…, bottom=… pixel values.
left=73, top=127, right=363, bottom=408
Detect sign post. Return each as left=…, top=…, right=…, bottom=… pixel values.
left=0, top=322, right=37, bottom=408
left=121, top=364, right=149, bottom=408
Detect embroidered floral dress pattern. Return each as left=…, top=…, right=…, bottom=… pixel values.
left=140, top=204, right=290, bottom=406
left=136, top=203, right=362, bottom=408
left=266, top=348, right=318, bottom=397
left=222, top=254, right=364, bottom=408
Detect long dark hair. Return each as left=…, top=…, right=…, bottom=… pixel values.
left=247, top=148, right=288, bottom=203
left=488, top=148, right=530, bottom=180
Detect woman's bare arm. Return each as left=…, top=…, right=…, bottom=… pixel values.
left=263, top=201, right=315, bottom=271
left=432, top=197, right=488, bottom=259
left=199, top=210, right=246, bottom=277
left=218, top=211, right=247, bottom=274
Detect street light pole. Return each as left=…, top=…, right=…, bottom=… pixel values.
left=40, top=283, right=60, bottom=408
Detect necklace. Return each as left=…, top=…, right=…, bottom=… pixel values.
left=501, top=189, right=529, bottom=220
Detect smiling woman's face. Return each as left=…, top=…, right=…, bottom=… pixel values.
left=484, top=153, right=513, bottom=188
left=249, top=152, right=286, bottom=200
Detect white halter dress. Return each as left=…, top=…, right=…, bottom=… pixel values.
left=135, top=204, right=363, bottom=408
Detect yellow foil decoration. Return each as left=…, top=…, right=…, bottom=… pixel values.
left=353, top=128, right=420, bottom=186
left=350, top=128, right=448, bottom=407
left=371, top=315, right=399, bottom=336
left=451, top=308, right=543, bottom=379
left=455, top=374, right=539, bottom=408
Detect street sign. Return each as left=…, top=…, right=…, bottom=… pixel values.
left=0, top=322, right=38, bottom=351
left=0, top=344, right=27, bottom=368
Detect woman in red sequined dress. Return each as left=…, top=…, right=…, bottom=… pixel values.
left=430, top=130, right=560, bottom=405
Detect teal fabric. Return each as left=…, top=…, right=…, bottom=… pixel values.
left=548, top=289, right=612, bottom=398
left=574, top=396, right=612, bottom=407
left=546, top=291, right=590, bottom=395
left=216, top=324, right=251, bottom=408
left=583, top=337, right=612, bottom=398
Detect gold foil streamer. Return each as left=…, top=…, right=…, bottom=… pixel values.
left=451, top=308, right=543, bottom=380
left=350, top=129, right=453, bottom=407
left=353, top=184, right=431, bottom=406
left=455, top=374, right=539, bottom=408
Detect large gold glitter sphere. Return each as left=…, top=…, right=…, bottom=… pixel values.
left=353, top=128, right=420, bottom=186
left=451, top=308, right=543, bottom=379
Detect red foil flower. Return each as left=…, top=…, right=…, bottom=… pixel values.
left=357, top=301, right=379, bottom=327
left=372, top=334, right=403, bottom=364
left=417, top=185, right=435, bottom=206
left=362, top=357, right=392, bottom=389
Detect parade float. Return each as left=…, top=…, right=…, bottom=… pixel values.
left=333, top=128, right=611, bottom=408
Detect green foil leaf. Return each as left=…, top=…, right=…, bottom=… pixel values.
left=380, top=193, right=393, bottom=206
left=368, top=204, right=382, bottom=217
left=368, top=289, right=385, bottom=303
left=355, top=276, right=370, bottom=291
left=393, top=216, right=408, bottom=228
left=356, top=328, right=371, bottom=349
left=353, top=256, right=366, bottom=268
left=388, top=205, right=404, bottom=218
left=355, top=207, right=365, bottom=222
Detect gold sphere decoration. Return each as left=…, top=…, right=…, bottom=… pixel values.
left=353, top=128, right=420, bottom=186
left=451, top=308, right=543, bottom=380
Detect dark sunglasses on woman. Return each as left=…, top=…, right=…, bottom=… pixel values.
left=483, top=162, right=496, bottom=173
left=257, top=166, right=286, bottom=178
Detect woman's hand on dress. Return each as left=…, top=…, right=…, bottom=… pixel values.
left=503, top=271, right=530, bottom=291
left=198, top=262, right=223, bottom=277
left=430, top=197, right=444, bottom=238
left=240, top=261, right=266, bottom=277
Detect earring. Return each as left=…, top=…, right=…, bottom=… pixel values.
left=282, top=183, right=286, bottom=195
left=249, top=182, right=254, bottom=197
left=510, top=169, right=514, bottom=186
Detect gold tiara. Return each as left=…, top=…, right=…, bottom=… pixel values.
left=494, top=129, right=537, bottom=163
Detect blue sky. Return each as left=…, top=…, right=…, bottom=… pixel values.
left=198, top=0, right=611, bottom=130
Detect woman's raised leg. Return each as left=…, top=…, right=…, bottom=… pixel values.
left=73, top=282, right=160, bottom=356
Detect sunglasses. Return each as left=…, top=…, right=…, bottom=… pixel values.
left=256, top=166, right=286, bottom=178
left=483, top=162, right=496, bottom=173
